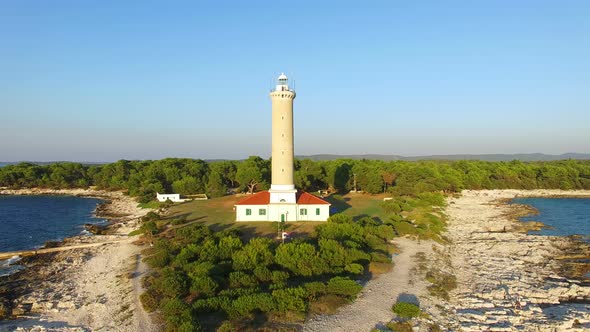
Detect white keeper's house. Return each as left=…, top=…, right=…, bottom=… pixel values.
left=235, top=73, right=330, bottom=222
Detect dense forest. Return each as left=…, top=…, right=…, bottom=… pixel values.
left=1, top=158, right=589, bottom=200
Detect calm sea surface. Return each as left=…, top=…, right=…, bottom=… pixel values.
left=0, top=195, right=107, bottom=276
left=513, top=197, right=590, bottom=238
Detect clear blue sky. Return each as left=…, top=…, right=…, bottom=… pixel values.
left=1, top=1, right=589, bottom=162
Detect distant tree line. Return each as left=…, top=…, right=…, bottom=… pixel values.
left=1, top=158, right=589, bottom=201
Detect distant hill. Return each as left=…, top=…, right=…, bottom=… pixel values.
left=3, top=153, right=590, bottom=165
left=0, top=161, right=107, bottom=167
left=296, top=153, right=590, bottom=162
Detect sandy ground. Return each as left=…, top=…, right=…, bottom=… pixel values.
left=0, top=188, right=159, bottom=332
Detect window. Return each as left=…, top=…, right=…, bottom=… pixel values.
left=316, top=208, right=320, bottom=215
left=259, top=208, right=266, bottom=216
left=246, top=209, right=251, bottom=216
left=300, top=208, right=307, bottom=215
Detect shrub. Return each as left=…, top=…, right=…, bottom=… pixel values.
left=327, top=213, right=353, bottom=224
left=392, top=301, right=420, bottom=318
left=232, top=238, right=274, bottom=271
left=145, top=250, right=170, bottom=268
left=229, top=271, right=259, bottom=289
left=345, top=263, right=364, bottom=274
left=189, top=276, right=218, bottom=298
left=139, top=289, right=159, bottom=312
left=170, top=217, right=188, bottom=225
left=229, top=293, right=275, bottom=318
left=386, top=321, right=413, bottom=332
left=161, top=298, right=193, bottom=330
left=326, top=277, right=362, bottom=298
left=309, top=294, right=348, bottom=315
left=275, top=242, right=325, bottom=276
left=303, top=281, right=326, bottom=298
left=368, top=261, right=393, bottom=275
left=154, top=268, right=189, bottom=298
left=272, top=287, right=307, bottom=313
left=142, top=211, right=161, bottom=222
left=425, top=269, right=457, bottom=300
left=253, top=266, right=273, bottom=282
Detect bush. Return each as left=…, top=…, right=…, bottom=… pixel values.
left=326, top=277, right=362, bottom=298
left=142, top=211, right=161, bottom=222
left=189, top=276, right=218, bottom=298
left=229, top=271, right=259, bottom=289
left=139, top=289, right=159, bottom=312
left=345, top=263, right=364, bottom=274
left=272, top=287, right=307, bottom=313
left=145, top=250, right=171, bottom=268
left=170, top=216, right=188, bottom=225
left=392, top=301, right=420, bottom=318
left=386, top=321, right=413, bottom=332
left=154, top=268, right=189, bottom=298
left=303, top=281, right=326, bottom=298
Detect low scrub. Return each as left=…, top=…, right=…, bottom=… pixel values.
left=392, top=301, right=421, bottom=318
left=425, top=268, right=457, bottom=300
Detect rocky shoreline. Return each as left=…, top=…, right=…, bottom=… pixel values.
left=0, top=188, right=158, bottom=332
left=430, top=190, right=590, bottom=331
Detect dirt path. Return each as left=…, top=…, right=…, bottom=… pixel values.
left=303, top=237, right=433, bottom=332
left=131, top=253, right=159, bottom=332
left=0, top=238, right=130, bottom=260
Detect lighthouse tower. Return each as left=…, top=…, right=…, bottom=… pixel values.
left=269, top=73, right=297, bottom=204
left=234, top=73, right=330, bottom=222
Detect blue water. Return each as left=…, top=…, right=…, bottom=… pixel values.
left=0, top=195, right=107, bottom=252
left=513, top=197, right=590, bottom=238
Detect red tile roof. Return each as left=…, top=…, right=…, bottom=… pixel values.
left=235, top=191, right=330, bottom=205
left=297, top=192, right=331, bottom=205
left=235, top=191, right=270, bottom=205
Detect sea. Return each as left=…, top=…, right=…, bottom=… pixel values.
left=512, top=197, right=590, bottom=239
left=0, top=195, right=107, bottom=277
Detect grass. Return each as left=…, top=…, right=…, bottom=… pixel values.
left=326, top=193, right=390, bottom=223
left=138, top=200, right=162, bottom=209
left=165, top=195, right=326, bottom=239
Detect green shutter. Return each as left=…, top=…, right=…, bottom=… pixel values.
left=246, top=209, right=251, bottom=216
left=316, top=208, right=320, bottom=215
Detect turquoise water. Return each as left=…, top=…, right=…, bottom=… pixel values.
left=0, top=195, right=107, bottom=276
left=512, top=197, right=590, bottom=239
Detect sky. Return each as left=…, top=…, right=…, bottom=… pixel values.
left=1, top=0, right=589, bottom=162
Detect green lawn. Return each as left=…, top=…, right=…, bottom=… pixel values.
left=165, top=193, right=390, bottom=239
left=326, top=192, right=390, bottom=223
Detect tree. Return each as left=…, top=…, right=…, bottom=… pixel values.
left=236, top=156, right=270, bottom=194
left=206, top=170, right=227, bottom=198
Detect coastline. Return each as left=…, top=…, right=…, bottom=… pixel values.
left=302, top=189, right=590, bottom=331
left=432, top=189, right=590, bottom=331
left=0, top=188, right=159, bottom=331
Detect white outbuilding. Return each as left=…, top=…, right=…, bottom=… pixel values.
left=156, top=193, right=187, bottom=203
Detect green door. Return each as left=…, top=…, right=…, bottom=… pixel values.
left=281, top=214, right=285, bottom=222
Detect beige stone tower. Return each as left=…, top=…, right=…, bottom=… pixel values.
left=269, top=73, right=297, bottom=204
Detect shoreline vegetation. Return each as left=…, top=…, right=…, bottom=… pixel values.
left=0, top=158, right=590, bottom=331
left=0, top=188, right=159, bottom=331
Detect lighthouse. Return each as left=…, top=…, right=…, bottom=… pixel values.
left=269, top=73, right=297, bottom=204
left=234, top=73, right=330, bottom=222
